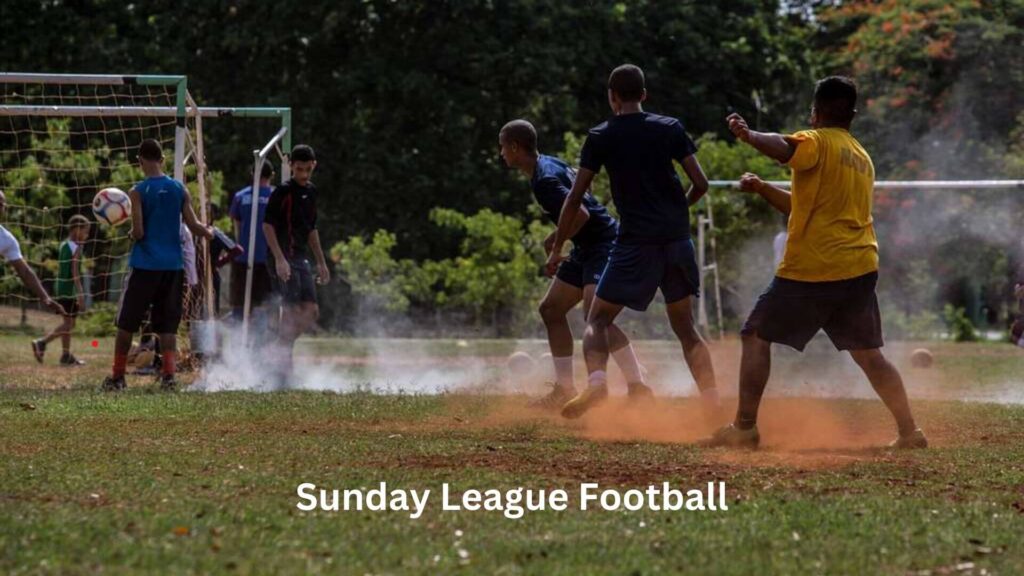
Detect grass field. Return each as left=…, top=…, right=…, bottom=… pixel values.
left=3, top=322, right=1024, bottom=575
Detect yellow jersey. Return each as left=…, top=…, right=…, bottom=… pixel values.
left=776, top=128, right=879, bottom=282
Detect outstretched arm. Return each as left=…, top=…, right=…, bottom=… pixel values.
left=727, top=113, right=796, bottom=164
left=10, top=260, right=64, bottom=314
left=547, top=169, right=595, bottom=276
left=738, top=173, right=791, bottom=215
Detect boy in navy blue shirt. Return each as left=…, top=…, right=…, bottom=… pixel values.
left=549, top=64, right=721, bottom=422
left=500, top=119, right=651, bottom=408
left=103, top=139, right=213, bottom=392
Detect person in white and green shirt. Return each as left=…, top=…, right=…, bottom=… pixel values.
left=32, top=214, right=90, bottom=366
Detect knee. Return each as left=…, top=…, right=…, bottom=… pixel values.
left=741, top=332, right=770, bottom=352
left=538, top=299, right=562, bottom=324
left=671, top=318, right=704, bottom=349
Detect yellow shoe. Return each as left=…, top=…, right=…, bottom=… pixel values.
left=560, top=383, right=608, bottom=419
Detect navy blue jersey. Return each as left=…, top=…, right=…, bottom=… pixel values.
left=579, top=112, right=698, bottom=243
left=531, top=154, right=616, bottom=247
left=129, top=175, right=184, bottom=271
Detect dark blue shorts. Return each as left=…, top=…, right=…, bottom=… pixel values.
left=741, top=271, right=883, bottom=352
left=595, top=238, right=700, bottom=311
left=271, top=258, right=318, bottom=305
left=556, top=242, right=612, bottom=288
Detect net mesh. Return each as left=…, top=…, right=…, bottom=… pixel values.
left=0, top=78, right=210, bottom=365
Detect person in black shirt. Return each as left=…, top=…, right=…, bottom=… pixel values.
left=548, top=64, right=721, bottom=423
left=262, top=144, right=330, bottom=386
left=499, top=119, right=652, bottom=409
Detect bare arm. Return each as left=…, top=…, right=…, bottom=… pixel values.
left=739, top=173, right=791, bottom=215
left=129, top=188, right=144, bottom=240
left=262, top=221, right=291, bottom=282
left=680, top=155, right=710, bottom=206
left=232, top=217, right=241, bottom=243
left=549, top=169, right=596, bottom=263
left=308, top=230, right=330, bottom=285
left=727, top=113, right=796, bottom=164
left=10, top=259, right=63, bottom=314
left=182, top=190, right=213, bottom=240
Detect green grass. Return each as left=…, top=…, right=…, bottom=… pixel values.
left=3, top=331, right=1024, bottom=574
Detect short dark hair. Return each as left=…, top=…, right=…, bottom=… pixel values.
left=260, top=161, right=275, bottom=180
left=138, top=139, right=163, bottom=162
left=290, top=144, right=316, bottom=163
left=608, top=64, right=645, bottom=102
left=67, top=214, right=90, bottom=230
left=499, top=119, right=537, bottom=154
left=813, top=76, right=858, bottom=126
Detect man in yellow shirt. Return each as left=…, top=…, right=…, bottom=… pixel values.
left=705, top=76, right=926, bottom=449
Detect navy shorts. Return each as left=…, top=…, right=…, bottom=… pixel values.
left=741, top=271, right=883, bottom=352
left=595, top=238, right=700, bottom=311
left=271, top=258, right=317, bottom=305
left=556, top=242, right=612, bottom=288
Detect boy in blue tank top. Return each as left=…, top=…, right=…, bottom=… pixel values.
left=103, top=139, right=213, bottom=392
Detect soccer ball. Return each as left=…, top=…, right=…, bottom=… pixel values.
left=92, top=187, right=132, bottom=226
left=506, top=351, right=537, bottom=378
left=910, top=348, right=933, bottom=369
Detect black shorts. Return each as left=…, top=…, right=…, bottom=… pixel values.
left=271, top=258, right=317, bottom=305
left=116, top=268, right=184, bottom=334
left=230, top=261, right=273, bottom=308
left=741, top=271, right=883, bottom=352
left=556, top=242, right=612, bottom=288
left=56, top=298, right=80, bottom=318
left=595, top=238, right=700, bottom=311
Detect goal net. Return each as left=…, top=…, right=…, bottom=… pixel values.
left=0, top=73, right=212, bottom=363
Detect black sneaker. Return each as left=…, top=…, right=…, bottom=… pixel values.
left=699, top=424, right=761, bottom=449
left=31, top=339, right=46, bottom=364
left=159, top=374, right=177, bottom=392
left=102, top=375, right=126, bottom=392
left=59, top=352, right=85, bottom=366
left=527, top=383, right=575, bottom=411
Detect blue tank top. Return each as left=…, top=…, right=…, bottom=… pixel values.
left=129, top=175, right=185, bottom=270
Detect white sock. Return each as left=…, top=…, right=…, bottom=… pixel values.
left=552, top=355, right=575, bottom=390
left=611, top=344, right=645, bottom=384
left=588, top=370, right=607, bottom=388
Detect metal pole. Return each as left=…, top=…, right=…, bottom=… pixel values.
left=696, top=214, right=709, bottom=336
left=241, top=126, right=288, bottom=344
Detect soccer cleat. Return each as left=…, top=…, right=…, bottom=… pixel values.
left=560, top=383, right=609, bottom=419
left=626, top=381, right=654, bottom=401
left=31, top=339, right=46, bottom=363
left=699, top=424, right=760, bottom=449
left=527, top=383, right=576, bottom=411
left=159, top=374, right=178, bottom=392
left=889, top=428, right=928, bottom=449
left=59, top=353, right=85, bottom=366
left=101, top=375, right=126, bottom=392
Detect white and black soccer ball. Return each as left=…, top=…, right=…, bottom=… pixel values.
left=92, top=187, right=132, bottom=226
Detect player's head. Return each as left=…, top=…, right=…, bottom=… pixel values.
left=607, top=64, right=647, bottom=112
left=67, top=214, right=91, bottom=241
left=137, top=139, right=164, bottom=174
left=498, top=119, right=538, bottom=170
left=259, top=161, right=275, bottom=183
left=289, top=144, right=316, bottom=185
left=811, top=76, right=857, bottom=129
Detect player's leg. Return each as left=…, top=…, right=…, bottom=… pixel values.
left=561, top=296, right=624, bottom=419
left=538, top=275, right=583, bottom=397
left=105, top=269, right=157, bottom=390
left=151, top=270, right=185, bottom=391
left=703, top=276, right=824, bottom=448
left=582, top=284, right=648, bottom=396
left=58, top=311, right=84, bottom=366
left=824, top=272, right=925, bottom=448
left=665, top=296, right=720, bottom=423
left=33, top=302, right=73, bottom=361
